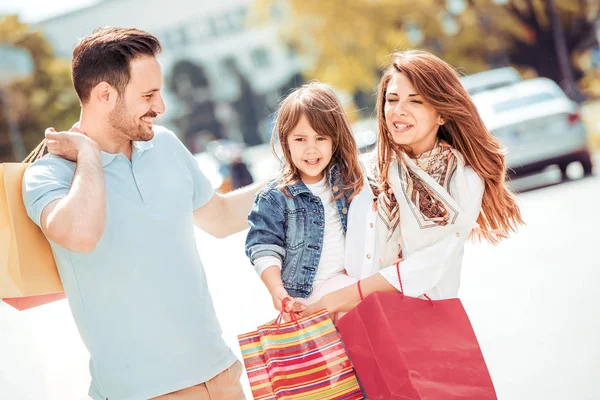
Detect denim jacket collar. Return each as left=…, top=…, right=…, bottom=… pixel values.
left=286, top=164, right=342, bottom=197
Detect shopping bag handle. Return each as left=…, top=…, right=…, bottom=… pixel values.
left=22, top=140, right=47, bottom=163
left=274, top=298, right=301, bottom=329
left=395, top=261, right=435, bottom=306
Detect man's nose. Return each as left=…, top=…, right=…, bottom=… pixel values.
left=153, top=93, right=166, bottom=114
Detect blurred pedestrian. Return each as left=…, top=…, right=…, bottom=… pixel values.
left=230, top=154, right=253, bottom=189
left=22, top=27, right=261, bottom=400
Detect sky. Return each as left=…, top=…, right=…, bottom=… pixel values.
left=0, top=0, right=100, bottom=23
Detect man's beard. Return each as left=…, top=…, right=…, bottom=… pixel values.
left=108, top=98, right=156, bottom=142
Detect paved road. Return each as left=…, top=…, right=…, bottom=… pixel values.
left=1, top=165, right=599, bottom=399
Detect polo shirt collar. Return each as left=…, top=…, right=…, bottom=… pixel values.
left=133, top=140, right=154, bottom=152
left=101, top=152, right=118, bottom=167
left=70, top=121, right=154, bottom=167
left=100, top=140, right=154, bottom=167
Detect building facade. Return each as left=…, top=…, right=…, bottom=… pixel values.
left=37, top=0, right=305, bottom=151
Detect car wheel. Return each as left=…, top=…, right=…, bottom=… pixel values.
left=580, top=153, right=594, bottom=177
left=559, top=164, right=569, bottom=181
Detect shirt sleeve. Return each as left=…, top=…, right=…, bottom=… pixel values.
left=253, top=256, right=282, bottom=277
left=378, top=167, right=485, bottom=297
left=22, top=155, right=75, bottom=227
left=167, top=130, right=215, bottom=210
left=378, top=236, right=456, bottom=297
left=463, top=166, right=485, bottom=227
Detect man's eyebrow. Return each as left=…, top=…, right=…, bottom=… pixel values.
left=143, top=88, right=160, bottom=94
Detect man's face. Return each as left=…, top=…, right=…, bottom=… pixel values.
left=108, top=56, right=165, bottom=142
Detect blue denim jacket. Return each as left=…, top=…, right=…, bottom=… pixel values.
left=245, top=165, right=351, bottom=298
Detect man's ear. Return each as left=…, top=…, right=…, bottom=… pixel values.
left=90, top=82, right=118, bottom=106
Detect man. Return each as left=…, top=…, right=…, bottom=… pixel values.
left=23, top=27, right=259, bottom=399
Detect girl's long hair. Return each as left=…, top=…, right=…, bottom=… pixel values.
left=375, top=50, right=523, bottom=242
left=272, top=82, right=363, bottom=201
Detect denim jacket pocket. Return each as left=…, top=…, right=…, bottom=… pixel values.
left=284, top=208, right=306, bottom=250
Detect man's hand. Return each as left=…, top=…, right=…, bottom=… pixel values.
left=45, top=127, right=99, bottom=162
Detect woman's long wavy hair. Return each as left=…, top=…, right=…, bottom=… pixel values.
left=375, top=50, right=523, bottom=243
left=272, top=82, right=363, bottom=201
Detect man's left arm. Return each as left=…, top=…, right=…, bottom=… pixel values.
left=168, top=128, right=267, bottom=238
left=193, top=182, right=265, bottom=238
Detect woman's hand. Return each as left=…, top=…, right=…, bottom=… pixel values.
left=298, top=274, right=400, bottom=319
left=298, top=295, right=336, bottom=319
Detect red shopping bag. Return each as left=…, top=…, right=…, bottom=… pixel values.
left=238, top=300, right=364, bottom=399
left=2, top=292, right=66, bottom=311
left=337, top=263, right=497, bottom=400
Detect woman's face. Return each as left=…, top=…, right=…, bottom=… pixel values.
left=384, top=72, right=443, bottom=155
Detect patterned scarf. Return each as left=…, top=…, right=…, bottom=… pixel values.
left=367, top=141, right=458, bottom=266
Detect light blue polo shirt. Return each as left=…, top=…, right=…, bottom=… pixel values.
left=22, top=126, right=237, bottom=400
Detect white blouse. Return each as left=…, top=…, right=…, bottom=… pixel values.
left=344, top=157, right=485, bottom=300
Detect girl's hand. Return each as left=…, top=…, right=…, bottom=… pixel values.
left=270, top=286, right=293, bottom=312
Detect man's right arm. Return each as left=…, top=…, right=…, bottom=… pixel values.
left=41, top=146, right=105, bottom=253
left=30, top=129, right=106, bottom=253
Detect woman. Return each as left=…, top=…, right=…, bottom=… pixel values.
left=299, top=50, right=523, bottom=317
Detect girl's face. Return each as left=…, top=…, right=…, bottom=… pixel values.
left=384, top=72, right=443, bottom=155
left=287, top=114, right=333, bottom=184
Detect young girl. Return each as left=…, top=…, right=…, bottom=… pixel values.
left=245, top=82, right=363, bottom=318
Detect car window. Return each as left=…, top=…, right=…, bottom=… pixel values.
left=460, top=67, right=522, bottom=95
left=468, top=82, right=514, bottom=95
left=492, top=92, right=557, bottom=113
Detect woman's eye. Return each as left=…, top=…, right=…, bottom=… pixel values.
left=411, top=100, right=423, bottom=104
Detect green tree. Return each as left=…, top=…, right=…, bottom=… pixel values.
left=0, top=15, right=80, bottom=162
left=256, top=0, right=598, bottom=102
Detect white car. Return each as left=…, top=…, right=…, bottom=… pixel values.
left=460, top=67, right=522, bottom=95
left=471, top=77, right=593, bottom=179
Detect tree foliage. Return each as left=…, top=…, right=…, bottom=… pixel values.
left=256, top=0, right=599, bottom=101
left=0, top=15, right=80, bottom=162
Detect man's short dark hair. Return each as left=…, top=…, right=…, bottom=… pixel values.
left=72, top=27, right=162, bottom=103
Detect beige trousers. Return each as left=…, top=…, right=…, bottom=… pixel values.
left=149, top=361, right=245, bottom=400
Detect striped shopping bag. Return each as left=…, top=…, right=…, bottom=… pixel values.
left=238, top=306, right=363, bottom=400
